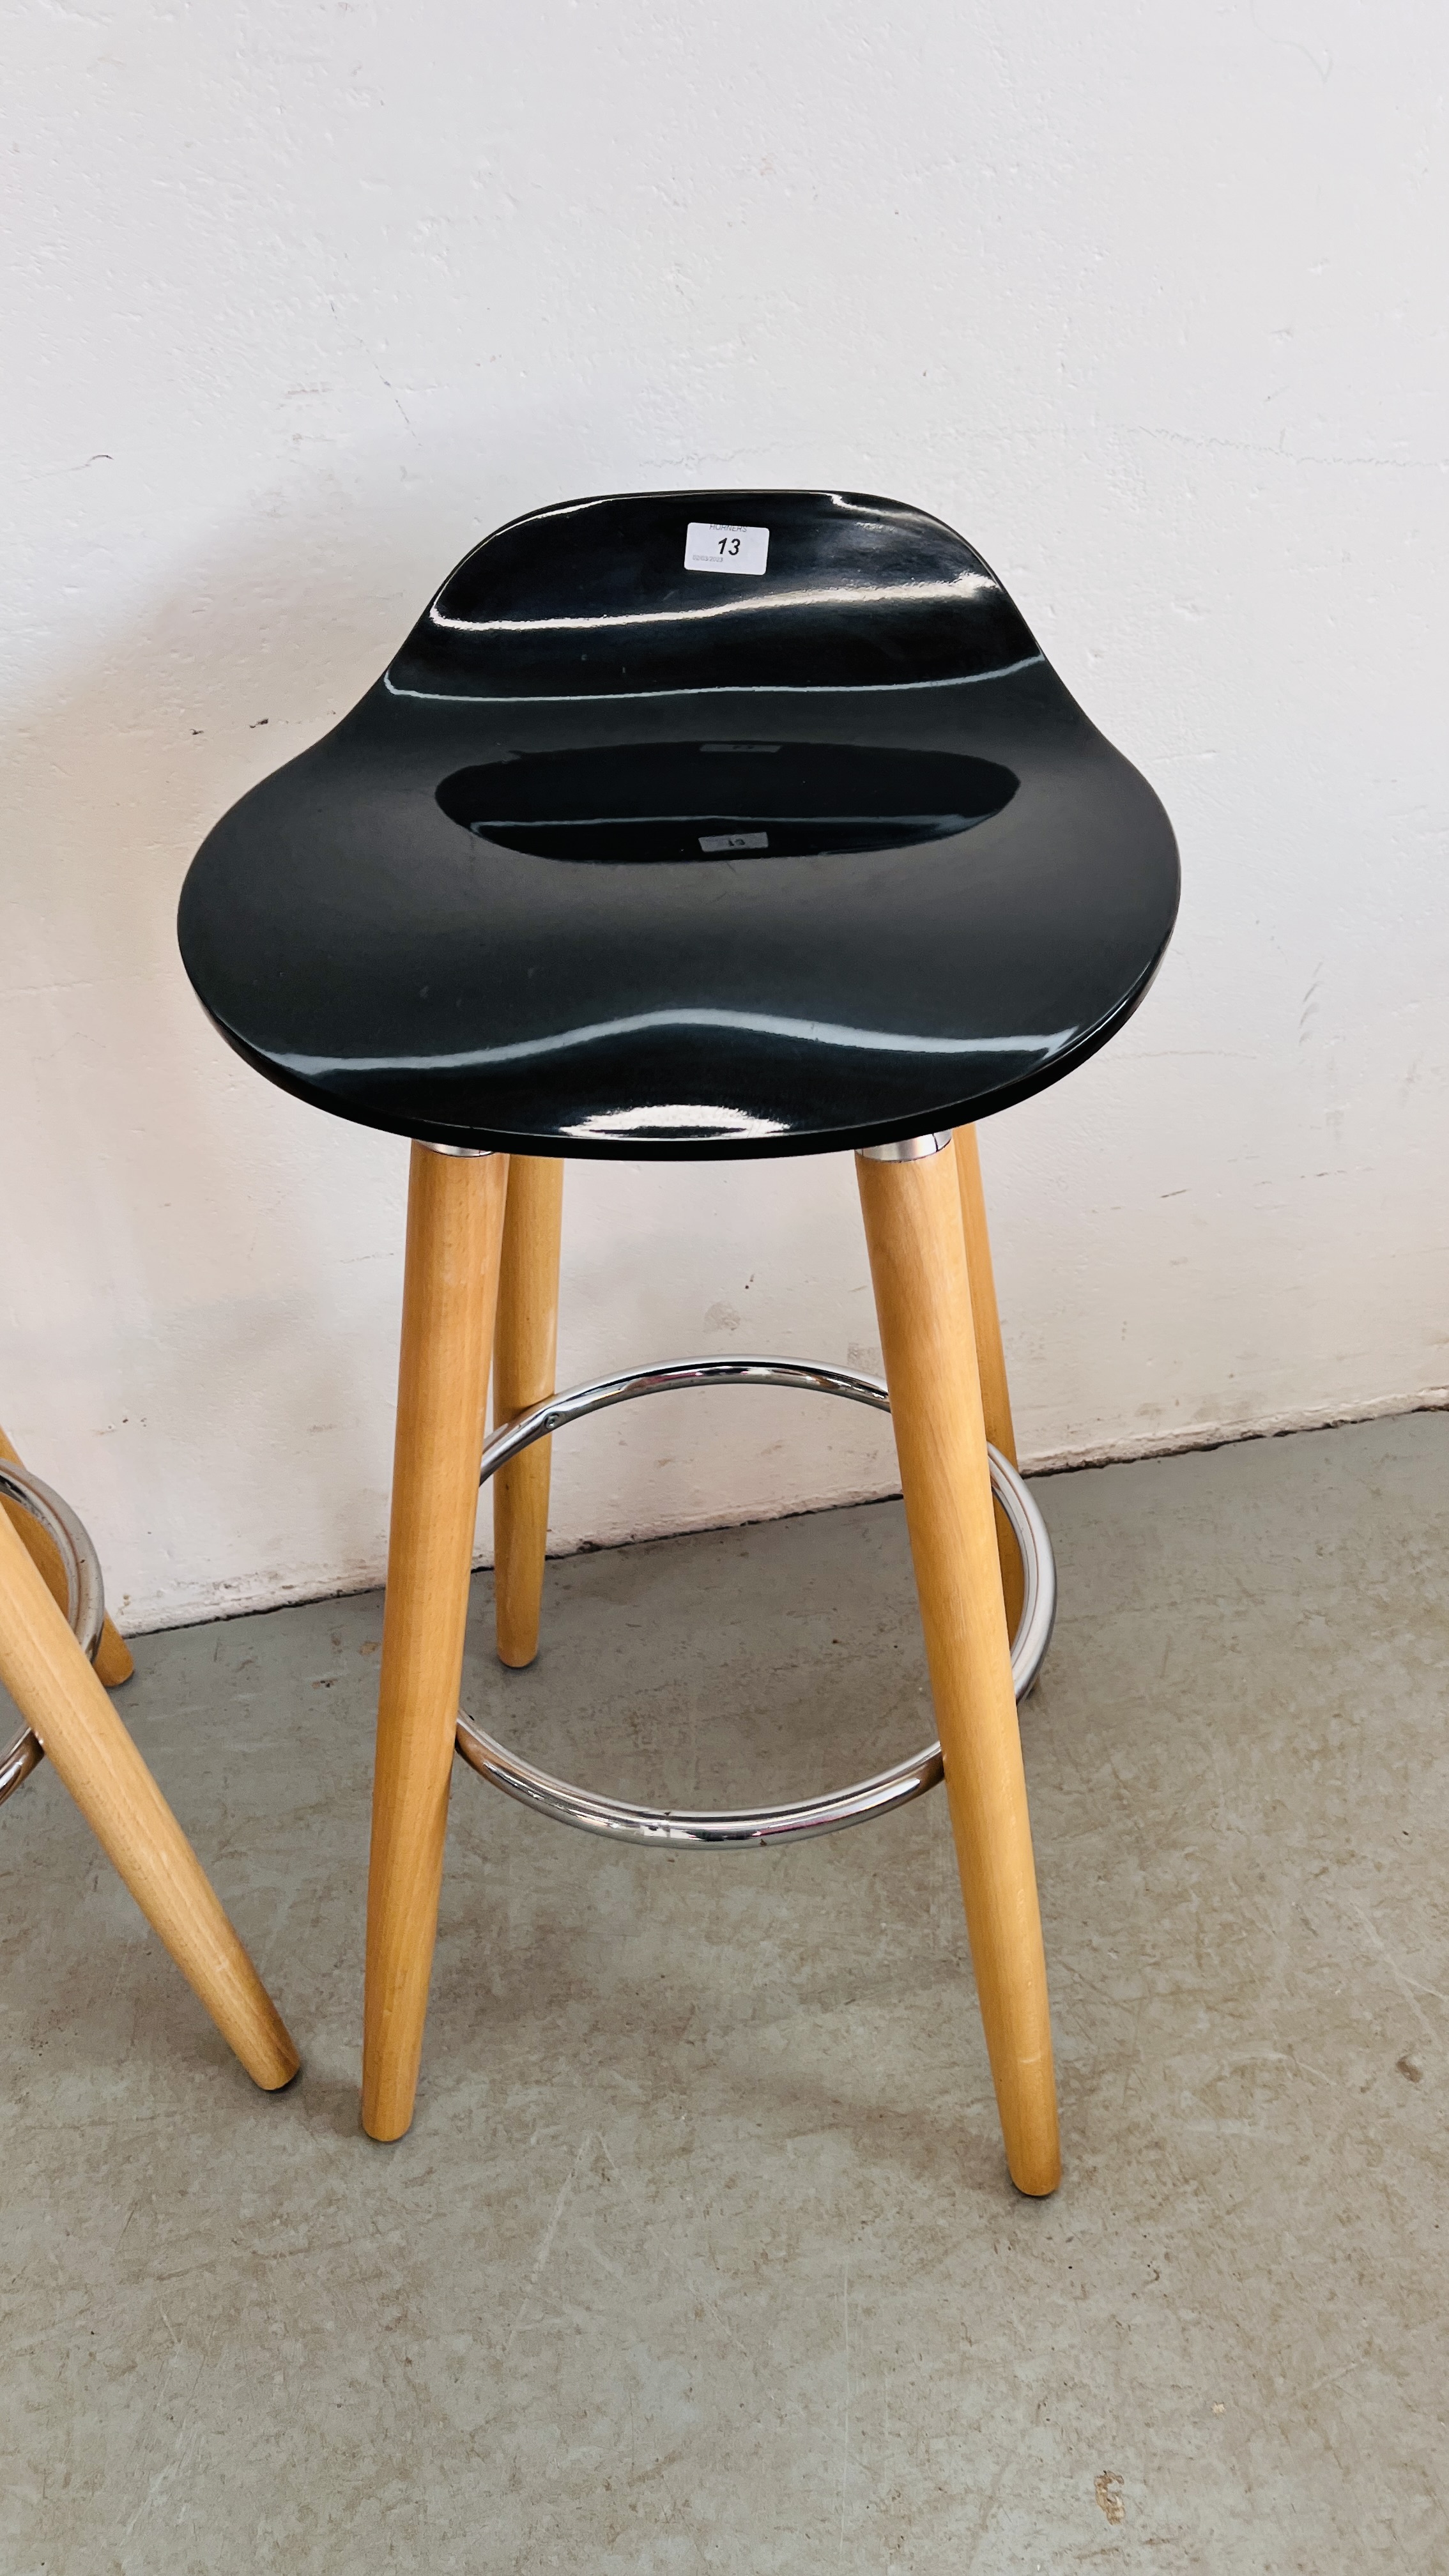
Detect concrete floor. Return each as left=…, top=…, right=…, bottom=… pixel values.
left=3, top=1413, right=1446, bottom=2572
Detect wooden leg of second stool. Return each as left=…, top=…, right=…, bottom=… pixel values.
left=0, top=1504, right=299, bottom=2088
left=954, top=1126, right=1025, bottom=1641
left=857, top=1138, right=1060, bottom=2196
left=362, top=1144, right=509, bottom=2143
left=492, top=1156, right=564, bottom=1669
left=0, top=1422, right=135, bottom=1686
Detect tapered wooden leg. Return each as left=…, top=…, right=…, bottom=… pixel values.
left=492, top=1156, right=564, bottom=1669
left=857, top=1140, right=1060, bottom=2195
left=953, top=1127, right=1024, bottom=1639
left=0, top=1422, right=135, bottom=1686
left=0, top=1503, right=299, bottom=2087
left=362, top=1144, right=509, bottom=2142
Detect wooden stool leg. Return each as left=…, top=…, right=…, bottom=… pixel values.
left=492, top=1156, right=564, bottom=1669
left=362, top=1144, right=509, bottom=2142
left=954, top=1126, right=1024, bottom=1640
left=0, top=1505, right=299, bottom=2087
left=857, top=1138, right=1060, bottom=2195
left=0, top=1422, right=135, bottom=1686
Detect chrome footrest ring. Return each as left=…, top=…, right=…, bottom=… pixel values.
left=456, top=1354, right=1055, bottom=1851
left=0, top=1463, right=107, bottom=1808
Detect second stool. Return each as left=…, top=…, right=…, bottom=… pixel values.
left=179, top=487, right=1179, bottom=2190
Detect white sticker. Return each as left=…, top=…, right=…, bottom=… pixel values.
left=700, top=830, right=769, bottom=852
left=684, top=521, right=770, bottom=576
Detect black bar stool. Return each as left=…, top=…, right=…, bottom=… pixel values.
left=180, top=489, right=1177, bottom=2191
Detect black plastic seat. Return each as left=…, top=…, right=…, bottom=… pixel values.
left=179, top=489, right=1179, bottom=1156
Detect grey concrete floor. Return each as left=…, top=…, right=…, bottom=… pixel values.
left=3, top=1414, right=1446, bottom=2572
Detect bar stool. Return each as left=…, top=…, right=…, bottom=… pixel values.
left=179, top=489, right=1178, bottom=2191
left=0, top=1427, right=299, bottom=2089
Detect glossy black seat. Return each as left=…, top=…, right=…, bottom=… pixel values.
left=179, top=489, right=1178, bottom=1157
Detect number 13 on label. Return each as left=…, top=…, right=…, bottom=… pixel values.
left=684, top=521, right=770, bottom=576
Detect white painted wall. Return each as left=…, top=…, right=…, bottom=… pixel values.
left=4, top=2, right=1446, bottom=1631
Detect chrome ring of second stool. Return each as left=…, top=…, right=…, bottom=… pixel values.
left=0, top=1462, right=107, bottom=1807
left=456, top=1353, right=1055, bottom=1850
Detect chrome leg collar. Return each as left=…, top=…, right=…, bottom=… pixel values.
left=455, top=1353, right=1055, bottom=1851
left=858, top=1131, right=954, bottom=1162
